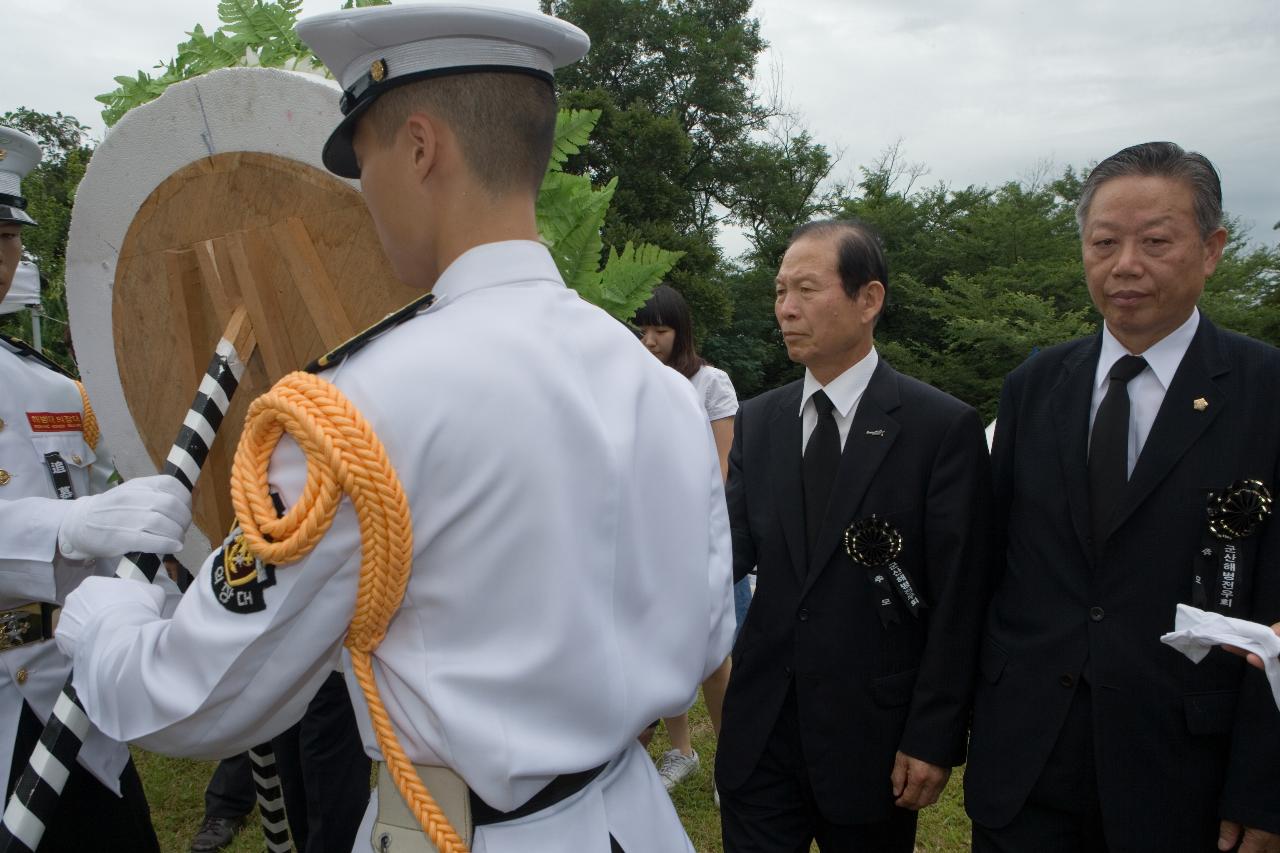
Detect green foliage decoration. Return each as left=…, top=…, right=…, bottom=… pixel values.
left=96, top=0, right=388, bottom=127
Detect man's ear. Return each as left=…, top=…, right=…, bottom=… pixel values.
left=862, top=280, right=886, bottom=321
left=1201, top=225, right=1229, bottom=278
left=404, top=113, right=438, bottom=185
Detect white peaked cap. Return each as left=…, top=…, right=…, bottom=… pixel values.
left=0, top=126, right=42, bottom=227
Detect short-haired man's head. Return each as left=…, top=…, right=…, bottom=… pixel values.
left=788, top=219, right=889, bottom=317
left=364, top=71, right=557, bottom=197
left=1077, top=142, right=1223, bottom=239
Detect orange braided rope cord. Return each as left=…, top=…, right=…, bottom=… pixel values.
left=75, top=382, right=100, bottom=450
left=229, top=371, right=469, bottom=853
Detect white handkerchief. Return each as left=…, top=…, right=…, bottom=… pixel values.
left=1160, top=603, right=1280, bottom=710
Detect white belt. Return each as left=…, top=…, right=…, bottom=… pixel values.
left=370, top=762, right=473, bottom=853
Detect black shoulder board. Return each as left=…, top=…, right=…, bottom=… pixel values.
left=305, top=292, right=436, bottom=374
left=1, top=335, right=74, bottom=379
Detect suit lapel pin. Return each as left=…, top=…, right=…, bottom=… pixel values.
left=865, top=429, right=886, bottom=437
left=1193, top=397, right=1209, bottom=412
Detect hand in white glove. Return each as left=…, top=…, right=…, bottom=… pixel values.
left=56, top=576, right=166, bottom=661
left=58, top=475, right=191, bottom=560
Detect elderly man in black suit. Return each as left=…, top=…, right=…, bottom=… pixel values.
left=965, top=142, right=1280, bottom=853
left=715, top=219, right=992, bottom=852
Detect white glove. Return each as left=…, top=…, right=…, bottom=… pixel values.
left=57, top=475, right=192, bottom=560
left=56, top=575, right=166, bottom=661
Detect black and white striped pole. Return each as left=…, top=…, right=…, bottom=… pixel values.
left=0, top=308, right=292, bottom=853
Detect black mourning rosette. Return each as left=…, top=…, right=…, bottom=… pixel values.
left=843, top=516, right=903, bottom=567
left=1207, top=479, right=1273, bottom=541
left=844, top=516, right=922, bottom=626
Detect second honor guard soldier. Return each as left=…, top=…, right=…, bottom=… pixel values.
left=0, top=126, right=190, bottom=851
left=54, top=6, right=735, bottom=853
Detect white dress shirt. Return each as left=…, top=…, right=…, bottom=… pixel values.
left=59, top=241, right=735, bottom=853
left=1090, top=308, right=1200, bottom=477
left=800, top=348, right=879, bottom=453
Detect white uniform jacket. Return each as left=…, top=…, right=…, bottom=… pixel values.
left=63, top=241, right=737, bottom=852
left=0, top=340, right=129, bottom=792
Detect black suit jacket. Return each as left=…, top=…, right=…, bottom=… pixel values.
left=714, top=358, right=992, bottom=824
left=964, top=317, right=1280, bottom=847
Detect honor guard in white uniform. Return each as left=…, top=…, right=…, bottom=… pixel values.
left=0, top=125, right=190, bottom=851
left=55, top=7, right=736, bottom=853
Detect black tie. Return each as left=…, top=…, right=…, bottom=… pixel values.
left=804, top=390, right=842, bottom=559
left=1089, top=354, right=1148, bottom=552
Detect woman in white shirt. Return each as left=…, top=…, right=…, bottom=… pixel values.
left=634, top=284, right=739, bottom=799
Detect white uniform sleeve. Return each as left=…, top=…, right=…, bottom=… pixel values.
left=703, top=368, right=739, bottom=422
left=65, top=435, right=361, bottom=759
left=702, top=424, right=736, bottom=681
left=0, top=497, right=73, bottom=601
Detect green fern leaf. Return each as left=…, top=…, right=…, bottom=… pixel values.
left=543, top=176, right=617, bottom=300
left=597, top=242, right=684, bottom=321
left=548, top=108, right=600, bottom=172
left=536, top=170, right=599, bottom=248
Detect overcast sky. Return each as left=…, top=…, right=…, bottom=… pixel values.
left=5, top=0, right=1278, bottom=254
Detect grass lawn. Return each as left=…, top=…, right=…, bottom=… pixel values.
left=135, top=698, right=972, bottom=852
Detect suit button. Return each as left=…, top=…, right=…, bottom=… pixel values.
left=784, top=665, right=793, bottom=675
left=1090, top=606, right=1105, bottom=622
left=798, top=609, right=809, bottom=622
left=1060, top=674, right=1075, bottom=688
left=15, top=669, right=28, bottom=685
left=0, top=470, right=10, bottom=486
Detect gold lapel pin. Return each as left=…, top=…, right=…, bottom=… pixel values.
left=1193, top=397, right=1209, bottom=412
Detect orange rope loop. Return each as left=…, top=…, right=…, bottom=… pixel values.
left=229, top=371, right=469, bottom=853
left=76, top=382, right=100, bottom=450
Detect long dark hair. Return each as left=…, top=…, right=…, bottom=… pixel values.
left=633, top=284, right=705, bottom=379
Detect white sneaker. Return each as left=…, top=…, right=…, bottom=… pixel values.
left=656, top=748, right=700, bottom=792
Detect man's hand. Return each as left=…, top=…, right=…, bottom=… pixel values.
left=890, top=751, right=950, bottom=810
left=1219, top=820, right=1280, bottom=852
left=1222, top=622, right=1280, bottom=671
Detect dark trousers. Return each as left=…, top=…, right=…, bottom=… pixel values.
left=6, top=701, right=159, bottom=853
left=971, top=680, right=1106, bottom=852
left=271, top=671, right=371, bottom=853
left=720, top=685, right=917, bottom=853
left=203, top=752, right=254, bottom=819
left=972, top=681, right=1225, bottom=853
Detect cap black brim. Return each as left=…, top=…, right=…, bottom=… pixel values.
left=322, top=96, right=373, bottom=179
left=0, top=205, right=36, bottom=227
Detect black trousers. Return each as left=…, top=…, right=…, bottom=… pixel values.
left=971, top=681, right=1106, bottom=853
left=203, top=752, right=254, bottom=819
left=271, top=671, right=371, bottom=853
left=720, top=685, right=917, bottom=853
left=972, top=680, right=1228, bottom=853
left=6, top=701, right=159, bottom=853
